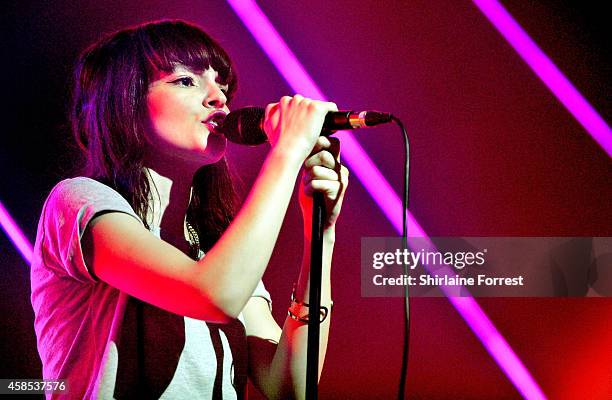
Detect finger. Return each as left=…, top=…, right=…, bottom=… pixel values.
left=280, top=96, right=294, bottom=113
left=304, top=150, right=337, bottom=169
left=302, top=165, right=340, bottom=183
left=302, top=180, right=341, bottom=200
left=324, top=101, right=339, bottom=113
left=264, top=102, right=279, bottom=119
left=310, top=136, right=332, bottom=155
left=339, top=165, right=350, bottom=186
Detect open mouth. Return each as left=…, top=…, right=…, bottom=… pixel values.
left=203, top=110, right=227, bottom=133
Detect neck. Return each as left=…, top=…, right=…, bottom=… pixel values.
left=145, top=163, right=196, bottom=248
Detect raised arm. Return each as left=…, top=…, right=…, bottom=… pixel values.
left=82, top=95, right=337, bottom=323
left=243, top=135, right=349, bottom=399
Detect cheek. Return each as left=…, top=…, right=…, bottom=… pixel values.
left=146, top=91, right=167, bottom=121
left=146, top=93, right=192, bottom=142
left=148, top=93, right=177, bottom=126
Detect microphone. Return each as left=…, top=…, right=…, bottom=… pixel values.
left=214, top=106, right=393, bottom=145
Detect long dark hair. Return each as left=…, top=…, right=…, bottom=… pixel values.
left=71, top=20, right=238, bottom=252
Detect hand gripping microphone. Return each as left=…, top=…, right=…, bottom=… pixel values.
left=213, top=106, right=393, bottom=145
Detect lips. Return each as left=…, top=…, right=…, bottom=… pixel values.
left=203, top=110, right=227, bottom=133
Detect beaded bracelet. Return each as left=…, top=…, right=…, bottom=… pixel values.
left=287, top=284, right=333, bottom=323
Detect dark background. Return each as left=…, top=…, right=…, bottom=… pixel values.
left=1, top=0, right=610, bottom=398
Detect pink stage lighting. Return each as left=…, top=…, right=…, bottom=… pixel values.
left=472, top=0, right=611, bottom=157
left=225, top=0, right=546, bottom=399
left=0, top=200, right=33, bottom=263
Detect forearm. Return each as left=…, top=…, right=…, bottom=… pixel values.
left=203, top=96, right=338, bottom=318
left=266, top=228, right=335, bottom=399
left=295, top=228, right=334, bottom=306
left=195, top=148, right=303, bottom=318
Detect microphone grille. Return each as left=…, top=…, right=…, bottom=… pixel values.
left=218, top=107, right=267, bottom=145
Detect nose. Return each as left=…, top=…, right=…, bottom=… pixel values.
left=204, top=83, right=227, bottom=109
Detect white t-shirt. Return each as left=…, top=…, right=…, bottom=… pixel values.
left=31, top=177, right=271, bottom=399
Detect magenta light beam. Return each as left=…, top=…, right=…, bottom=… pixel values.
left=0, top=200, right=33, bottom=264
left=225, top=1, right=546, bottom=399
left=473, top=0, right=612, bottom=157
left=225, top=0, right=424, bottom=237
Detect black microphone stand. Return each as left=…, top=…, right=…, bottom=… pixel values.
left=305, top=191, right=325, bottom=399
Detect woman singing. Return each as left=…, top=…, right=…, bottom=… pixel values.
left=30, top=20, right=348, bottom=399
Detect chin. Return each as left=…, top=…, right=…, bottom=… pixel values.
left=200, top=138, right=227, bottom=165
left=203, top=151, right=226, bottom=165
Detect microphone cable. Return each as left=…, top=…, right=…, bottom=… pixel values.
left=217, top=106, right=412, bottom=397
left=391, top=115, right=411, bottom=400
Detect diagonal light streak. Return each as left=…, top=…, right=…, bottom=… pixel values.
left=472, top=0, right=611, bottom=157
left=225, top=0, right=425, bottom=237
left=225, top=0, right=546, bottom=398
left=0, top=200, right=33, bottom=263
